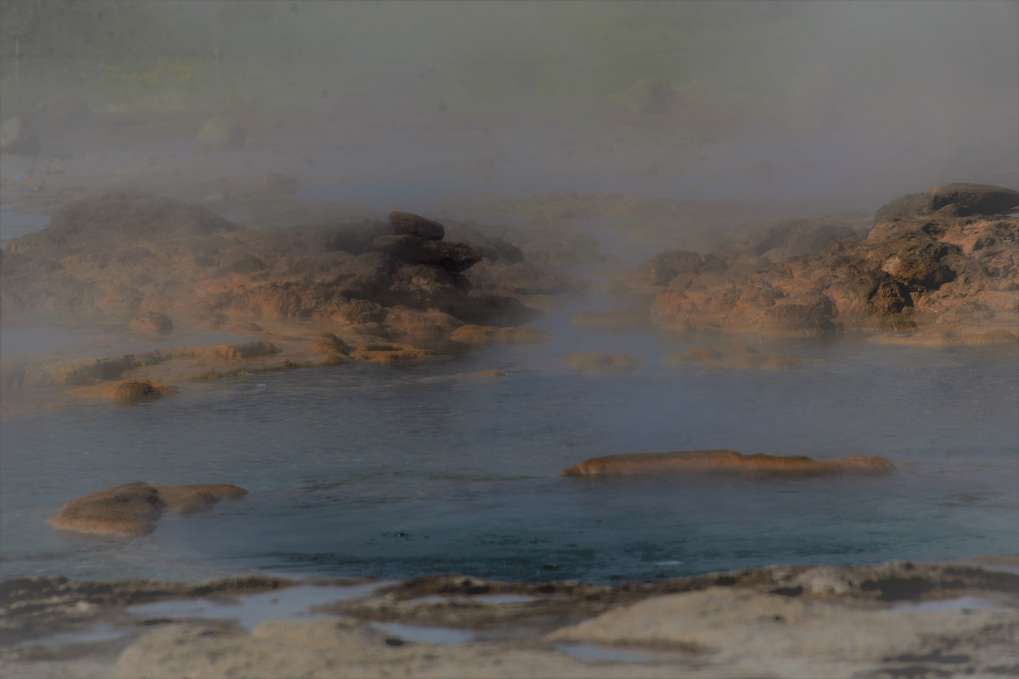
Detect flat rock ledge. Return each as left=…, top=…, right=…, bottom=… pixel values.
left=562, top=450, right=895, bottom=477
left=49, top=482, right=248, bottom=537
left=0, top=559, right=1016, bottom=679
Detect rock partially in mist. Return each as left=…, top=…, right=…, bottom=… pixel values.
left=130, top=311, right=174, bottom=337
left=647, top=182, right=1019, bottom=345
left=112, top=379, right=169, bottom=405
left=49, top=482, right=248, bottom=537
left=928, top=183, right=1019, bottom=216
left=562, top=450, right=895, bottom=477
left=0, top=116, right=40, bottom=154
left=197, top=115, right=246, bottom=150
left=389, top=211, right=445, bottom=241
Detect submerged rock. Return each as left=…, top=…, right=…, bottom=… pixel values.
left=562, top=450, right=895, bottom=477
left=49, top=482, right=248, bottom=537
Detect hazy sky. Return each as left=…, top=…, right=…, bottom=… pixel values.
left=3, top=0, right=1016, bottom=207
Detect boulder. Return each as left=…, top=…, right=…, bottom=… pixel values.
left=562, top=450, right=894, bottom=477
left=389, top=212, right=445, bottom=241
left=48, top=482, right=165, bottom=537
left=928, top=183, right=1019, bottom=216
left=112, top=380, right=169, bottom=405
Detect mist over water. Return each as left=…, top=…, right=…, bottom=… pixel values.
left=1, top=1, right=1018, bottom=586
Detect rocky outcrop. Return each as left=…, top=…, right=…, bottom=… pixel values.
left=0, top=193, right=538, bottom=356
left=562, top=450, right=895, bottom=477
left=648, top=184, right=1019, bottom=343
left=48, top=482, right=247, bottom=537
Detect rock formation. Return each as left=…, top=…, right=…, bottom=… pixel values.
left=562, top=450, right=895, bottom=477
left=48, top=482, right=248, bottom=537
left=646, top=183, right=1019, bottom=343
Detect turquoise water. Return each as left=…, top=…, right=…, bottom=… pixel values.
left=2, top=304, right=1016, bottom=583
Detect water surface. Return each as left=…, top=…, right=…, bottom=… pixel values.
left=1, top=305, right=1016, bottom=583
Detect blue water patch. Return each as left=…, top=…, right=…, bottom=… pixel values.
left=1, top=317, right=1016, bottom=583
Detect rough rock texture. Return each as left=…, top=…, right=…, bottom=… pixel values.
left=48, top=482, right=247, bottom=537
left=647, top=184, right=1019, bottom=343
left=2, top=560, right=1015, bottom=679
left=562, top=450, right=894, bottom=477
left=1, top=192, right=539, bottom=357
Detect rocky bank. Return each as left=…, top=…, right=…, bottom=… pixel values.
left=643, top=183, right=1019, bottom=345
left=1, top=559, right=1016, bottom=678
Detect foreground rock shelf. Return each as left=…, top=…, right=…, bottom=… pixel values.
left=1, top=559, right=1016, bottom=678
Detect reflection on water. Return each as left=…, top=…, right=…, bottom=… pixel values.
left=127, top=583, right=383, bottom=630
left=1, top=299, right=1017, bottom=583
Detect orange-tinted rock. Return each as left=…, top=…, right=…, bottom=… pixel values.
left=563, top=450, right=894, bottom=477
left=49, top=482, right=165, bottom=537
left=112, top=380, right=170, bottom=405
left=154, top=484, right=248, bottom=514
left=129, top=311, right=174, bottom=337
left=50, top=482, right=248, bottom=537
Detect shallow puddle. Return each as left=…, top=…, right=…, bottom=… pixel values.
left=128, top=583, right=382, bottom=630
left=892, top=596, right=1001, bottom=614
left=371, top=622, right=474, bottom=645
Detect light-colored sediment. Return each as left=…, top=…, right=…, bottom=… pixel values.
left=2, top=560, right=1016, bottom=679
left=562, top=450, right=895, bottom=477
left=48, top=482, right=248, bottom=537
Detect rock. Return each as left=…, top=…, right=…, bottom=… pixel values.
left=154, top=484, right=248, bottom=514
left=563, top=352, right=638, bottom=375
left=197, top=115, right=246, bottom=150
left=129, top=311, right=174, bottom=337
left=449, top=324, right=545, bottom=346
left=0, top=116, right=39, bottom=154
left=376, top=235, right=482, bottom=273
left=310, top=332, right=352, bottom=361
left=389, top=212, right=445, bottom=241
left=928, top=183, right=1019, bottom=216
left=762, top=297, right=838, bottom=337
left=649, top=250, right=707, bottom=285
left=562, top=450, right=895, bottom=477
left=112, top=380, right=169, bottom=405
left=874, top=192, right=930, bottom=223
left=48, top=482, right=165, bottom=537
left=881, top=241, right=958, bottom=291
left=867, top=278, right=913, bottom=315
left=50, top=482, right=248, bottom=537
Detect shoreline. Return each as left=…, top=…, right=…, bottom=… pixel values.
left=2, top=557, right=1017, bottom=678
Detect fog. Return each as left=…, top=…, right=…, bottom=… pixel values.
left=2, top=0, right=1016, bottom=212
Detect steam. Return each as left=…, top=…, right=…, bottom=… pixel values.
left=1, top=0, right=1016, bottom=211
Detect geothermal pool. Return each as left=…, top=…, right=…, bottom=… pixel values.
left=1, top=299, right=1017, bottom=583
